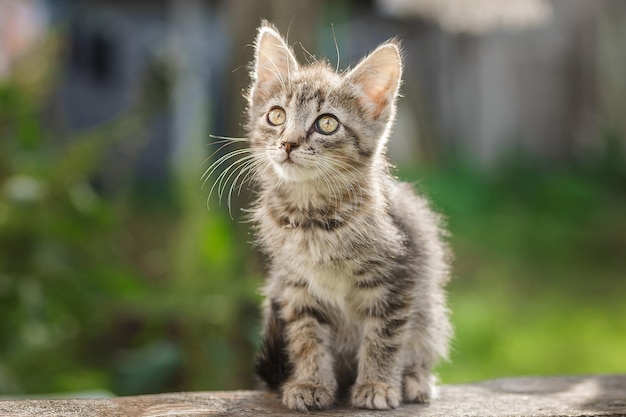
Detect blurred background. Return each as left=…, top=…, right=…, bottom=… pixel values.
left=1, top=0, right=625, bottom=398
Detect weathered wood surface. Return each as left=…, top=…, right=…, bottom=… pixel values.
left=1, top=375, right=625, bottom=417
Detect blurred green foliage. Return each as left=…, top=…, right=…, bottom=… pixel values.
left=0, top=81, right=139, bottom=394
left=0, top=42, right=260, bottom=396
left=402, top=154, right=626, bottom=383
left=1, top=32, right=625, bottom=399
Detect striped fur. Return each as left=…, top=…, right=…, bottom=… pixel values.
left=246, top=22, right=452, bottom=411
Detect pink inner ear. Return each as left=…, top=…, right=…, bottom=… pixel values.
left=347, top=44, right=401, bottom=120
left=371, top=92, right=390, bottom=119
left=357, top=85, right=392, bottom=119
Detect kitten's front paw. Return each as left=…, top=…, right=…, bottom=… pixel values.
left=351, top=382, right=401, bottom=410
left=282, top=382, right=335, bottom=411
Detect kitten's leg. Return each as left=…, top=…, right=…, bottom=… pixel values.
left=350, top=314, right=408, bottom=409
left=401, top=317, right=445, bottom=403
left=402, top=366, right=437, bottom=403
left=279, top=289, right=337, bottom=411
left=349, top=262, right=414, bottom=410
left=255, top=299, right=292, bottom=390
left=403, top=297, right=451, bottom=403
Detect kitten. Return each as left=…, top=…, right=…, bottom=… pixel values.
left=244, top=22, right=452, bottom=411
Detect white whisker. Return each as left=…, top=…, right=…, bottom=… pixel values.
left=202, top=139, right=248, bottom=174
left=202, top=147, right=253, bottom=185
left=227, top=158, right=266, bottom=216
left=203, top=133, right=274, bottom=215
left=218, top=154, right=257, bottom=201
left=331, top=23, right=340, bottom=73
left=298, top=42, right=319, bottom=65
left=211, top=154, right=256, bottom=204
left=209, top=134, right=249, bottom=142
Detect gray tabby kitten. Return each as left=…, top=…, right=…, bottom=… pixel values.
left=245, top=22, right=452, bottom=411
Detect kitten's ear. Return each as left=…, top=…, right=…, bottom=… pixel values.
left=344, top=42, right=402, bottom=119
left=250, top=22, right=298, bottom=103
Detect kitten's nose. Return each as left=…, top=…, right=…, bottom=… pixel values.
left=282, top=141, right=299, bottom=156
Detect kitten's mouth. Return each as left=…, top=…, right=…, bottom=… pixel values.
left=272, top=156, right=318, bottom=182
left=281, top=156, right=297, bottom=166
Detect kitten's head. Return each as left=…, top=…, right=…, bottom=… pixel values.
left=246, top=22, right=402, bottom=185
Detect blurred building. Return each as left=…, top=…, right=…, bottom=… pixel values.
left=29, top=0, right=626, bottom=173
left=376, top=0, right=626, bottom=164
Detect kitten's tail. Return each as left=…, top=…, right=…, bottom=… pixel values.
left=255, top=300, right=292, bottom=390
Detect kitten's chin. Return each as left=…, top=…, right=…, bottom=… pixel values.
left=272, top=161, right=318, bottom=183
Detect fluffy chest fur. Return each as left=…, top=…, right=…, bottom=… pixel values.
left=254, top=185, right=396, bottom=314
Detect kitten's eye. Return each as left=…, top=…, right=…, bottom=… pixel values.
left=315, top=114, right=339, bottom=135
left=267, top=107, right=286, bottom=126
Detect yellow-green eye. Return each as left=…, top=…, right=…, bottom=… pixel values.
left=267, top=107, right=286, bottom=126
left=315, top=114, right=339, bottom=135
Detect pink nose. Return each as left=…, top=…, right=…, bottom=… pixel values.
left=282, top=142, right=299, bottom=156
